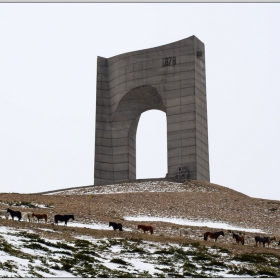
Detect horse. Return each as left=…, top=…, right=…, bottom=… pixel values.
left=255, top=236, right=264, bottom=247
left=232, top=233, right=245, bottom=245
left=204, top=231, right=224, bottom=242
left=32, top=213, right=47, bottom=223
left=21, top=212, right=33, bottom=222
left=0, top=209, right=10, bottom=219
left=109, top=222, right=123, bottom=231
left=179, top=228, right=191, bottom=238
left=245, top=235, right=253, bottom=244
left=137, top=224, right=153, bottom=234
left=7, top=208, right=22, bottom=221
left=54, top=214, right=74, bottom=225
left=270, top=236, right=277, bottom=243
left=255, top=236, right=270, bottom=247
left=263, top=237, right=271, bottom=247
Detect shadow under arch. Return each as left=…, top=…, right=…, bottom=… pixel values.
left=111, top=85, right=166, bottom=181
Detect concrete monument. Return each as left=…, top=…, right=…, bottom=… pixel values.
left=94, top=36, right=210, bottom=185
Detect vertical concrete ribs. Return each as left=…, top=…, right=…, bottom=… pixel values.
left=94, top=36, right=210, bottom=185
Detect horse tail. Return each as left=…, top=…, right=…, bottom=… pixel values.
left=204, top=232, right=208, bottom=241
left=119, top=224, right=123, bottom=231
left=45, top=214, right=48, bottom=223
left=150, top=227, right=153, bottom=234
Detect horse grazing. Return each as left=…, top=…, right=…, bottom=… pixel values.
left=54, top=214, right=74, bottom=225
left=232, top=233, right=245, bottom=245
left=137, top=224, right=153, bottom=234
left=32, top=213, right=47, bottom=223
left=7, top=208, right=22, bottom=221
left=204, top=231, right=224, bottom=242
left=0, top=210, right=10, bottom=219
left=179, top=228, right=191, bottom=238
left=109, top=222, right=123, bottom=231
left=22, top=212, right=33, bottom=222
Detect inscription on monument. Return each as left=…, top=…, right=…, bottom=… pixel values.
left=162, top=56, right=176, bottom=67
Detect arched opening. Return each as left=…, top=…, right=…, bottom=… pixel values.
left=110, top=85, right=166, bottom=182
left=136, top=109, right=167, bottom=179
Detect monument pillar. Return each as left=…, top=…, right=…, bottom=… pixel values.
left=94, top=36, right=210, bottom=185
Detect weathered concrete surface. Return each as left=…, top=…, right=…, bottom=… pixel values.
left=94, top=36, right=210, bottom=185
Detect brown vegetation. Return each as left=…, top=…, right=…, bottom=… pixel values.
left=0, top=180, right=280, bottom=256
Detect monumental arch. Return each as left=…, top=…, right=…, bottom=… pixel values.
left=94, top=36, right=210, bottom=185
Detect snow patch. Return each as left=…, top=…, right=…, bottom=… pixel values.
left=124, top=216, right=264, bottom=233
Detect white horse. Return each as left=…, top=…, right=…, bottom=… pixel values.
left=179, top=228, right=192, bottom=238
left=245, top=235, right=254, bottom=245
left=0, top=209, right=10, bottom=219
left=21, top=212, right=33, bottom=222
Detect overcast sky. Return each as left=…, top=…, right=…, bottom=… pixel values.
left=0, top=3, right=280, bottom=200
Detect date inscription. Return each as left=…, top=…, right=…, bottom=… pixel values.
left=162, top=56, right=176, bottom=67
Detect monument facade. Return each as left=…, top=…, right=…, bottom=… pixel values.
left=94, top=36, right=210, bottom=185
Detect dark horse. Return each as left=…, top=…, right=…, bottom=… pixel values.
left=255, top=236, right=264, bottom=247
left=109, top=222, right=123, bottom=231
left=204, top=231, right=224, bottom=242
left=7, top=208, right=22, bottom=221
left=54, top=214, right=74, bottom=225
left=137, top=224, right=153, bottom=234
left=233, top=233, right=245, bottom=245
left=255, top=236, right=270, bottom=247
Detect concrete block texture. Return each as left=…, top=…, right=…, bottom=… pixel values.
left=94, top=36, right=210, bottom=185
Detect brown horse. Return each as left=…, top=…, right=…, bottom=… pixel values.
left=204, top=231, right=224, bottom=242
left=270, top=236, right=277, bottom=243
left=233, top=233, right=245, bottom=245
left=138, top=224, right=153, bottom=234
left=32, top=213, right=47, bottom=223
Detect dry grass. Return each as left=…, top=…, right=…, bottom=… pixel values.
left=1, top=179, right=280, bottom=256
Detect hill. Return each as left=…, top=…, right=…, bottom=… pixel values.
left=0, top=180, right=280, bottom=277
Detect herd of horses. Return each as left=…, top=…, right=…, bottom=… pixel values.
left=1, top=208, right=280, bottom=248
left=1, top=208, right=75, bottom=225
left=203, top=230, right=280, bottom=248
left=108, top=223, right=280, bottom=248
left=109, top=222, right=154, bottom=234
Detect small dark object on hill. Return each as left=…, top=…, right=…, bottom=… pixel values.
left=109, top=222, right=123, bottom=231
left=204, top=231, right=224, bottom=242
left=54, top=214, right=74, bottom=225
left=138, top=224, right=153, bottom=234
left=7, top=208, right=22, bottom=221
left=255, top=236, right=270, bottom=247
left=233, top=233, right=245, bottom=245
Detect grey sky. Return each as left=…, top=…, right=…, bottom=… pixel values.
left=0, top=3, right=279, bottom=200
